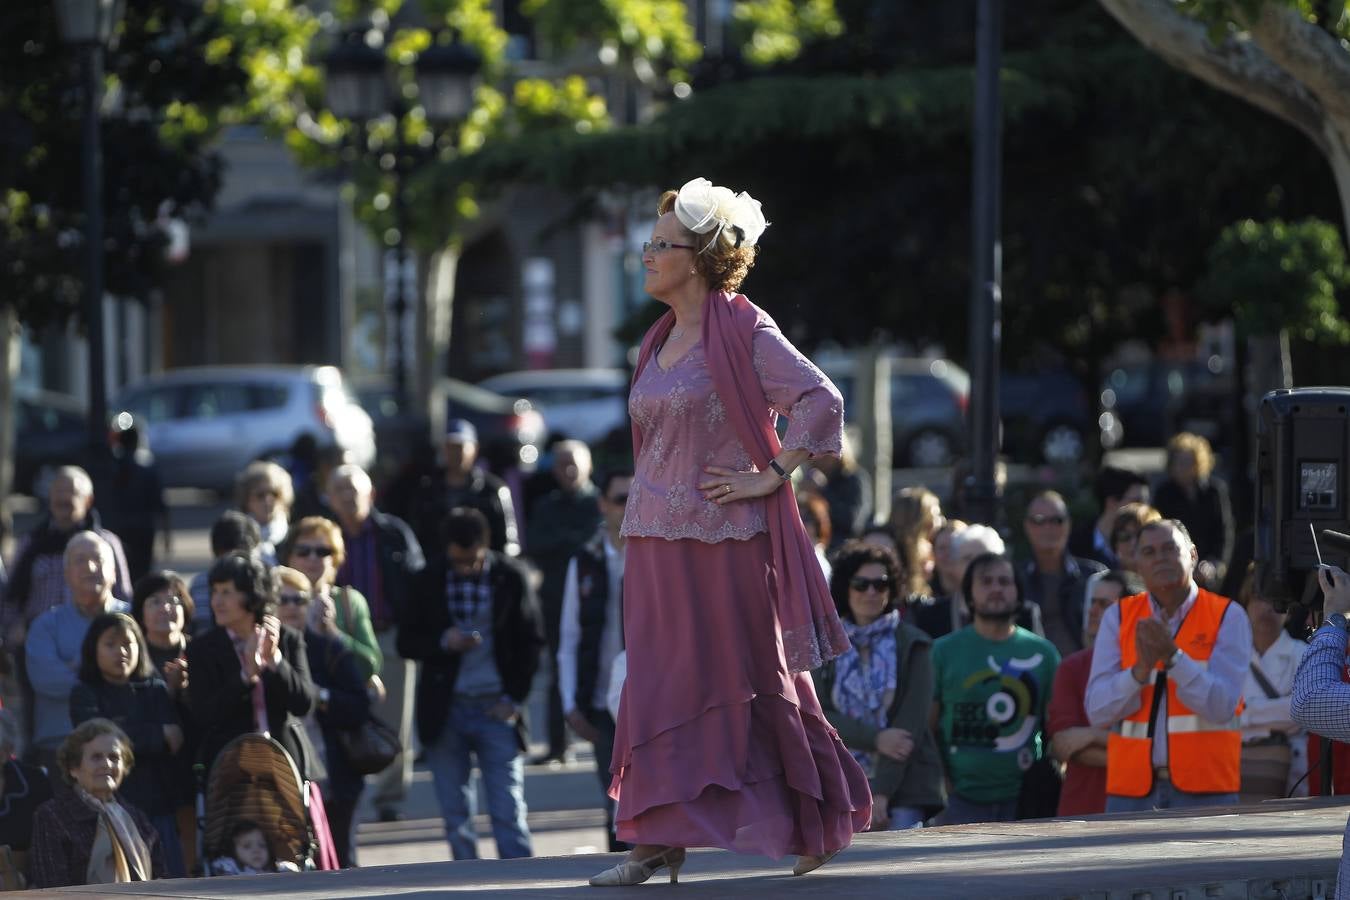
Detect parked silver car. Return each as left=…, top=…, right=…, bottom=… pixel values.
left=477, top=368, right=629, bottom=445
left=112, top=365, right=376, bottom=491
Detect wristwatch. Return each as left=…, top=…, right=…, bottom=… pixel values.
left=1163, top=648, right=1184, bottom=670
left=1327, top=612, right=1350, bottom=633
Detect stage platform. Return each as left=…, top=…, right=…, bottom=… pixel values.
left=28, top=797, right=1350, bottom=899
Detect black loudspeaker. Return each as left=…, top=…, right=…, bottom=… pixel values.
left=1255, top=388, right=1350, bottom=611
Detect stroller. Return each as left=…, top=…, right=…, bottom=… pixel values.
left=198, top=733, right=317, bottom=875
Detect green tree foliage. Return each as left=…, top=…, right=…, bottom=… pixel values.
left=1198, top=218, right=1350, bottom=342
left=730, top=0, right=844, bottom=67
left=435, top=3, right=1340, bottom=372
left=523, top=0, right=702, bottom=76
left=0, top=0, right=315, bottom=327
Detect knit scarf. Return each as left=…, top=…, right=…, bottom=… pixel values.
left=76, top=785, right=152, bottom=884
left=631, top=290, right=850, bottom=672
left=832, top=610, right=900, bottom=770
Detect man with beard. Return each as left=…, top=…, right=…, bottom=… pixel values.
left=930, top=553, right=1060, bottom=824
left=1087, top=519, right=1250, bottom=812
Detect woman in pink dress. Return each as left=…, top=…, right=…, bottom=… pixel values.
left=589, top=179, right=871, bottom=887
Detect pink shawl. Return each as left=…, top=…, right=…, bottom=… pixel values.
left=631, top=290, right=850, bottom=672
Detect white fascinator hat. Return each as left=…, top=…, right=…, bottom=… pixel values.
left=672, top=177, right=769, bottom=252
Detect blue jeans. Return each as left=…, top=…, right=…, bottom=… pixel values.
left=426, top=697, right=532, bottom=860
left=1105, top=782, right=1238, bottom=813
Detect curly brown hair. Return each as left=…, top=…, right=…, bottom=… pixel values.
left=657, top=189, right=758, bottom=293
left=829, top=540, right=905, bottom=622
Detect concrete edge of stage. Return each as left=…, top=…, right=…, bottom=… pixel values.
left=26, top=796, right=1350, bottom=899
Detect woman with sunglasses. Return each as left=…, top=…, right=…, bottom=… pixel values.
left=283, top=517, right=382, bottom=692
left=272, top=567, right=372, bottom=867
left=814, top=541, right=946, bottom=832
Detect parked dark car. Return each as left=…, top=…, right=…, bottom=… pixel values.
left=821, top=354, right=1107, bottom=468
left=999, top=370, right=1102, bottom=466
left=1099, top=358, right=1236, bottom=450
left=14, top=391, right=88, bottom=496
left=354, top=377, right=547, bottom=479
left=819, top=356, right=970, bottom=468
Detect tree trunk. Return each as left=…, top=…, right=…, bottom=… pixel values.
left=1325, top=120, right=1350, bottom=241
left=419, top=245, right=460, bottom=441
left=1246, top=329, right=1293, bottom=410
left=0, top=307, right=20, bottom=546
left=852, top=346, right=892, bottom=526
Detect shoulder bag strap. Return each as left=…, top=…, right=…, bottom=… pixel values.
left=1249, top=660, right=1281, bottom=700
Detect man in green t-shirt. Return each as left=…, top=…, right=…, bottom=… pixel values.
left=930, top=552, right=1061, bottom=824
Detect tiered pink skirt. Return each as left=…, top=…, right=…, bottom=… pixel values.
left=609, top=534, right=871, bottom=858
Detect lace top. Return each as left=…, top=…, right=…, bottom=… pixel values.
left=622, top=324, right=844, bottom=543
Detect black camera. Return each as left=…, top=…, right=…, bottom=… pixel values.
left=1255, top=387, right=1350, bottom=611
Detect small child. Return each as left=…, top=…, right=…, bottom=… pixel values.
left=210, top=820, right=300, bottom=875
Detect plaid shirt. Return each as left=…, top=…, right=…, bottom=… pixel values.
left=1291, top=624, right=1350, bottom=741
left=445, top=559, right=493, bottom=627
left=1290, top=623, right=1350, bottom=899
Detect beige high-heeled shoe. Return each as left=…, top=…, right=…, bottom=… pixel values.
left=792, top=847, right=841, bottom=876
left=588, top=847, right=686, bottom=886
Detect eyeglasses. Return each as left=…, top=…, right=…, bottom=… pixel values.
left=850, top=576, right=891, bottom=593
left=642, top=239, right=695, bottom=254
left=292, top=545, right=334, bottom=559
left=1025, top=514, right=1066, bottom=526
left=148, top=595, right=184, bottom=609
left=278, top=592, right=310, bottom=606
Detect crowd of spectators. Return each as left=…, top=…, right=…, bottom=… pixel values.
left=0, top=421, right=1308, bottom=887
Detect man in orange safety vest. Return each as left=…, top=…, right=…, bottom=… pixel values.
left=1085, top=519, right=1251, bottom=811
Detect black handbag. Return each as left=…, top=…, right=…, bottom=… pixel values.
left=1016, top=754, right=1063, bottom=820
left=336, top=715, right=401, bottom=775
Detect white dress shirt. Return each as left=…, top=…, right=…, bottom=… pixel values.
left=1086, top=583, right=1253, bottom=767
left=557, top=533, right=625, bottom=715
left=1241, top=630, right=1308, bottom=740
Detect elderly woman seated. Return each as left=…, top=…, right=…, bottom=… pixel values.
left=29, top=718, right=165, bottom=888
left=0, top=708, right=54, bottom=888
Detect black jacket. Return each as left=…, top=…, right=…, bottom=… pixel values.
left=335, top=508, right=425, bottom=628
left=303, top=626, right=372, bottom=788
left=397, top=551, right=545, bottom=749
left=1068, top=521, right=1117, bottom=569
left=186, top=624, right=318, bottom=780
left=69, top=677, right=180, bottom=816
left=1017, top=554, right=1106, bottom=655
left=407, top=469, right=520, bottom=558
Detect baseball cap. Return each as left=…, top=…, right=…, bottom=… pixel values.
left=444, top=418, right=478, bottom=444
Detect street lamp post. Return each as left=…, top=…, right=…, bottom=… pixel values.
left=325, top=27, right=480, bottom=414
left=54, top=0, right=123, bottom=458
left=966, top=0, right=1004, bottom=528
